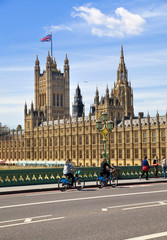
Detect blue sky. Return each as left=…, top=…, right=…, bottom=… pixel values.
left=0, top=0, right=167, bottom=128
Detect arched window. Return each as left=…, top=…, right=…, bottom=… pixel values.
left=61, top=94, right=63, bottom=106
left=57, top=94, right=59, bottom=106
left=53, top=94, right=55, bottom=106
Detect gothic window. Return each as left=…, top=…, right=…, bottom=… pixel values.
left=126, top=132, right=130, bottom=143
left=67, top=150, right=69, bottom=159
left=79, top=150, right=82, bottom=158
left=118, top=133, right=122, bottom=144
left=93, top=150, right=96, bottom=159
left=44, top=138, right=47, bottom=147
left=50, top=151, right=52, bottom=159
left=53, top=94, right=55, bottom=106
left=27, top=139, right=30, bottom=147
left=161, top=148, right=166, bottom=158
left=152, top=148, right=156, bottom=159
left=92, top=135, right=96, bottom=145
left=57, top=94, right=59, bottom=106
left=100, top=150, right=103, bottom=158
left=143, top=131, right=147, bottom=143
left=73, top=150, right=76, bottom=158
left=134, top=132, right=138, bottom=143
left=135, top=149, right=138, bottom=159
left=61, top=94, right=63, bottom=106
left=86, top=136, right=89, bottom=145
left=152, top=130, right=156, bottom=143
left=49, top=138, right=52, bottom=146
left=66, top=136, right=69, bottom=146
left=27, top=151, right=30, bottom=159
left=72, top=136, right=76, bottom=145
left=79, top=136, right=82, bottom=145
left=44, top=151, right=47, bottom=159
left=126, top=149, right=130, bottom=159
left=86, top=150, right=89, bottom=158
left=143, top=148, right=147, bottom=158
left=61, top=151, right=63, bottom=159
left=161, top=130, right=165, bottom=142
left=60, top=137, right=63, bottom=146
left=118, top=149, right=122, bottom=159
left=111, top=149, right=115, bottom=159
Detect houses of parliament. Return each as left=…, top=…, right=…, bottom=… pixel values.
left=0, top=46, right=166, bottom=166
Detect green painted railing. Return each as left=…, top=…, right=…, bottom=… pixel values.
left=0, top=166, right=165, bottom=187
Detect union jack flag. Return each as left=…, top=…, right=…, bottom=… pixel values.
left=40, top=34, right=52, bottom=42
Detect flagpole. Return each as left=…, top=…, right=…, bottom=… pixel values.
left=51, top=32, right=53, bottom=57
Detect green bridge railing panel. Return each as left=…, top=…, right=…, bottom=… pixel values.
left=0, top=166, right=165, bottom=187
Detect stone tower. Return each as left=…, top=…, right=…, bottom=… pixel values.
left=91, top=45, right=134, bottom=121
left=72, top=85, right=84, bottom=117
left=113, top=45, right=134, bottom=117
left=34, top=51, right=70, bottom=121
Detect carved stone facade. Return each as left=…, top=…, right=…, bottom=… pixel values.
left=34, top=51, right=70, bottom=121
left=0, top=47, right=166, bottom=166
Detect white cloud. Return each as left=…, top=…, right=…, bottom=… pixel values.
left=72, top=5, right=145, bottom=37
left=44, top=24, right=72, bottom=33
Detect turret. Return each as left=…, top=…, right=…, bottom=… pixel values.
left=52, top=57, right=57, bottom=70
left=24, top=102, right=27, bottom=116
left=46, top=50, right=52, bottom=68
left=156, top=111, right=159, bottom=125
left=34, top=55, right=40, bottom=110
left=95, top=87, right=99, bottom=104
left=72, top=85, right=84, bottom=118
left=147, top=112, right=150, bottom=125
left=64, top=53, right=69, bottom=78
left=117, top=44, right=128, bottom=83
left=63, top=53, right=70, bottom=119
left=35, top=54, right=40, bottom=70
left=31, top=101, right=34, bottom=113
left=105, top=85, right=109, bottom=105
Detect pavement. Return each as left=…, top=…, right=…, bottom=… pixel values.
left=0, top=177, right=167, bottom=195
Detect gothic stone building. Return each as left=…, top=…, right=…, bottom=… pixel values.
left=0, top=46, right=166, bottom=166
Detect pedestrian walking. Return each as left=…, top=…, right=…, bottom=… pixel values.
left=139, top=155, right=149, bottom=180
left=153, top=156, right=158, bottom=178
left=161, top=156, right=166, bottom=179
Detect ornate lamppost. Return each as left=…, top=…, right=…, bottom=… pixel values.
left=96, top=112, right=114, bottom=165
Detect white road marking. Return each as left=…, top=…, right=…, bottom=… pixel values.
left=0, top=189, right=167, bottom=209
left=104, top=200, right=167, bottom=211
left=0, top=215, right=52, bottom=224
left=0, top=217, right=64, bottom=228
left=107, top=200, right=166, bottom=209
left=102, top=208, right=108, bottom=211
left=125, top=231, right=167, bottom=240
left=24, top=218, right=32, bottom=223
left=123, top=203, right=167, bottom=211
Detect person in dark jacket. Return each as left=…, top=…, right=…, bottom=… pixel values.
left=100, top=158, right=114, bottom=179
left=139, top=155, right=149, bottom=180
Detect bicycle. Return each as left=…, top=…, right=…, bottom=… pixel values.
left=96, top=169, right=118, bottom=188
left=58, top=171, right=85, bottom=192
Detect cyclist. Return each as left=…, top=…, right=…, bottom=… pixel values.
left=100, top=157, right=114, bottom=180
left=63, top=158, right=76, bottom=186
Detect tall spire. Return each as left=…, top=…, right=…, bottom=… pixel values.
left=120, top=44, right=124, bottom=65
